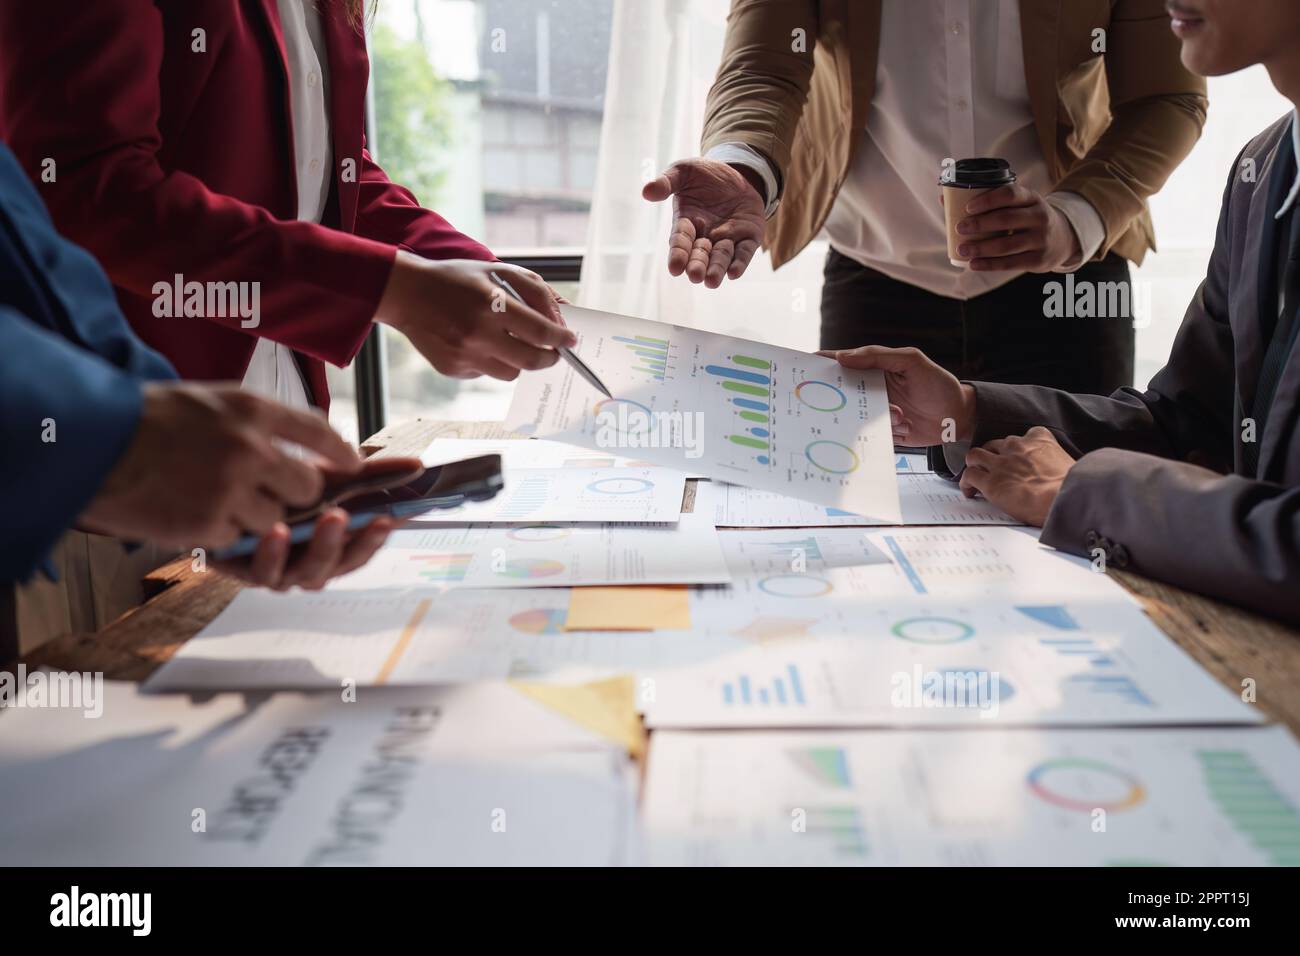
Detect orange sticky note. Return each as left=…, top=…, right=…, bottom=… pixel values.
left=564, top=586, right=691, bottom=631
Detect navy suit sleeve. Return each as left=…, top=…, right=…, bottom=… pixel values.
left=0, top=306, right=158, bottom=582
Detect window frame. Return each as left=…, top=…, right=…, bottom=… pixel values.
left=351, top=253, right=583, bottom=441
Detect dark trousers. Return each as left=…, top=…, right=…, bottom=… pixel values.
left=819, top=249, right=1136, bottom=395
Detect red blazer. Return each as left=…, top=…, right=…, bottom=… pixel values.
left=0, top=0, right=493, bottom=411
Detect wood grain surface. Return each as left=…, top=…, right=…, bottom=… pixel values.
left=10, top=420, right=1296, bottom=736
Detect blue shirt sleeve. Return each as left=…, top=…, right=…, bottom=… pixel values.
left=0, top=307, right=159, bottom=581
left=0, top=142, right=177, bottom=581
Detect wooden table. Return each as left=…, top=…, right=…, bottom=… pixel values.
left=12, top=418, right=1300, bottom=737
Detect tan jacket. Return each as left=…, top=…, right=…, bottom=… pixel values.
left=700, top=0, right=1208, bottom=268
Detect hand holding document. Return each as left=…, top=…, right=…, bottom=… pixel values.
left=506, top=305, right=902, bottom=523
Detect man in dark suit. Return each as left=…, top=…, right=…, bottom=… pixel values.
left=0, top=142, right=394, bottom=589
left=825, top=0, right=1300, bottom=623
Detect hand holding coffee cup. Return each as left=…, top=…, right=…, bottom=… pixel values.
left=940, top=158, right=1017, bottom=268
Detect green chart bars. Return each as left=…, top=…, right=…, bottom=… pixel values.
left=613, top=334, right=670, bottom=381
left=1198, top=749, right=1300, bottom=864
left=706, top=354, right=774, bottom=465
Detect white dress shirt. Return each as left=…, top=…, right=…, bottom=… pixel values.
left=240, top=0, right=335, bottom=409
left=710, top=0, right=1105, bottom=301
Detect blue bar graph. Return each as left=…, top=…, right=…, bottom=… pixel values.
left=705, top=364, right=770, bottom=385
left=788, top=664, right=805, bottom=705
left=722, top=664, right=807, bottom=707
left=613, top=335, right=669, bottom=381
left=1038, top=634, right=1117, bottom=668
left=1067, top=673, right=1154, bottom=707
left=883, top=536, right=927, bottom=594
left=733, top=397, right=769, bottom=411
left=1038, top=630, right=1154, bottom=706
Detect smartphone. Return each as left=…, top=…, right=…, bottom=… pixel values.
left=211, top=454, right=504, bottom=561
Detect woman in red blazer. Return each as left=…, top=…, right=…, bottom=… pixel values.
left=0, top=0, right=573, bottom=412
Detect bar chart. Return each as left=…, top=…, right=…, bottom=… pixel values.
left=613, top=333, right=671, bottom=381
left=706, top=354, right=776, bottom=466
left=408, top=553, right=472, bottom=583
left=1198, top=749, right=1300, bottom=865
left=721, top=663, right=808, bottom=707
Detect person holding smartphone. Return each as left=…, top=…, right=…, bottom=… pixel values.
left=0, top=139, right=401, bottom=593
left=0, top=0, right=575, bottom=416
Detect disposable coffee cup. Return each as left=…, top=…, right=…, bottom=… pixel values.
left=940, top=158, right=1017, bottom=267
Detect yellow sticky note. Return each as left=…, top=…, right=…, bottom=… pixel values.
left=564, top=586, right=691, bottom=631
left=510, top=675, right=646, bottom=759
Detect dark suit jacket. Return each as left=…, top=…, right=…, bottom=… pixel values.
left=0, top=143, right=176, bottom=582
left=966, top=114, right=1300, bottom=624
left=0, top=0, right=493, bottom=411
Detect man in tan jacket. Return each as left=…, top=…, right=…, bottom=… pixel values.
left=643, top=0, right=1207, bottom=394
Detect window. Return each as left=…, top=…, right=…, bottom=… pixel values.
left=1131, top=67, right=1290, bottom=387
left=327, top=0, right=613, bottom=442
left=330, top=6, right=1286, bottom=443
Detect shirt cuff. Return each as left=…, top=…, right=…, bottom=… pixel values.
left=704, top=143, right=781, bottom=218
left=940, top=441, right=971, bottom=477
left=1046, top=191, right=1106, bottom=272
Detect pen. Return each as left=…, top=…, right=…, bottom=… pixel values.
left=488, top=270, right=614, bottom=399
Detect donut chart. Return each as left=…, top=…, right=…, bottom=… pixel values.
left=891, top=617, right=975, bottom=644
left=757, top=574, right=834, bottom=598
left=805, top=439, right=860, bottom=474
left=1027, top=758, right=1146, bottom=813
left=592, top=398, right=654, bottom=434
left=795, top=380, right=847, bottom=412
left=586, top=477, right=654, bottom=495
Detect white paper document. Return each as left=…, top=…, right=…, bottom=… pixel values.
left=505, top=305, right=902, bottom=523
left=894, top=452, right=929, bottom=473
left=421, top=436, right=695, bottom=472
left=641, top=598, right=1261, bottom=728
left=413, top=464, right=687, bottom=524
left=714, top=473, right=1019, bottom=527
left=643, top=726, right=1300, bottom=865
left=415, top=437, right=690, bottom=523
left=709, top=526, right=1120, bottom=603
left=0, top=682, right=639, bottom=865
left=859, top=526, right=1123, bottom=601
left=145, top=586, right=747, bottom=690
left=329, top=483, right=728, bottom=589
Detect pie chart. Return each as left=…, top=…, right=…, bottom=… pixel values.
left=497, top=558, right=566, bottom=579
left=509, top=608, right=568, bottom=634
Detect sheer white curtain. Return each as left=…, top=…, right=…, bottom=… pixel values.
left=578, top=0, right=827, bottom=353
left=580, top=4, right=1289, bottom=384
